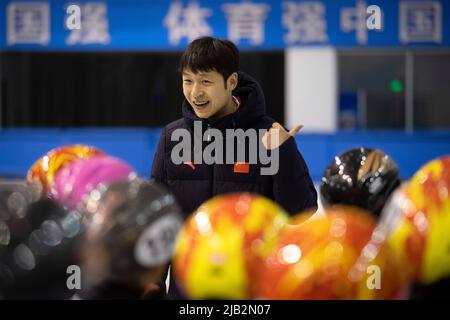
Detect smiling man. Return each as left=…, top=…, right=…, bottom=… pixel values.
left=152, top=36, right=317, bottom=218
left=151, top=37, right=317, bottom=298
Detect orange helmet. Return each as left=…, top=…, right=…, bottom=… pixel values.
left=255, top=206, right=406, bottom=300
left=27, top=145, right=104, bottom=193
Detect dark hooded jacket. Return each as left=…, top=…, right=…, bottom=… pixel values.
left=151, top=71, right=317, bottom=299
left=151, top=71, right=317, bottom=218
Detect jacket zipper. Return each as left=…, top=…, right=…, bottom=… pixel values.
left=206, top=120, right=214, bottom=197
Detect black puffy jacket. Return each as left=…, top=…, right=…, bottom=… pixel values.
left=151, top=71, right=317, bottom=218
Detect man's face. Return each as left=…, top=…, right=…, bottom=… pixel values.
left=182, top=69, right=236, bottom=119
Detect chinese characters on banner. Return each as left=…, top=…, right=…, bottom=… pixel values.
left=3, top=0, right=447, bottom=49
left=222, top=2, right=271, bottom=46
left=399, top=1, right=442, bottom=44
left=163, top=1, right=212, bottom=46
left=7, top=2, right=50, bottom=45
left=66, top=3, right=110, bottom=45
left=283, top=2, right=328, bottom=44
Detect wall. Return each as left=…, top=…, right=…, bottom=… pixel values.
left=1, top=129, right=449, bottom=181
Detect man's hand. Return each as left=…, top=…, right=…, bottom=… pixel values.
left=262, top=122, right=303, bottom=150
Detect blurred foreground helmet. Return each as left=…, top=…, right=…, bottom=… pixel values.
left=320, top=147, right=400, bottom=217
left=76, top=179, right=182, bottom=299
left=254, top=205, right=406, bottom=300
left=51, top=156, right=135, bottom=210
left=0, top=180, right=41, bottom=223
left=172, top=193, right=288, bottom=300
left=27, top=145, right=104, bottom=194
left=378, top=155, right=450, bottom=286
left=0, top=182, right=77, bottom=299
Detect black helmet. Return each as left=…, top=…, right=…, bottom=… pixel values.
left=76, top=178, right=183, bottom=299
left=320, top=147, right=400, bottom=217
left=0, top=180, right=77, bottom=299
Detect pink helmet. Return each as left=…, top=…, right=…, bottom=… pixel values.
left=51, top=156, right=135, bottom=209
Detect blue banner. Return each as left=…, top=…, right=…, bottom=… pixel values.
left=1, top=0, right=449, bottom=50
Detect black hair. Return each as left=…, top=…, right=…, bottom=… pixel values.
left=179, top=37, right=239, bottom=87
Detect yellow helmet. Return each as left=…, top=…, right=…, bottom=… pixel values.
left=172, top=193, right=288, bottom=299
left=380, top=155, right=450, bottom=284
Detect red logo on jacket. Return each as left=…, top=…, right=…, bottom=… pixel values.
left=234, top=162, right=250, bottom=174
left=183, top=162, right=196, bottom=170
